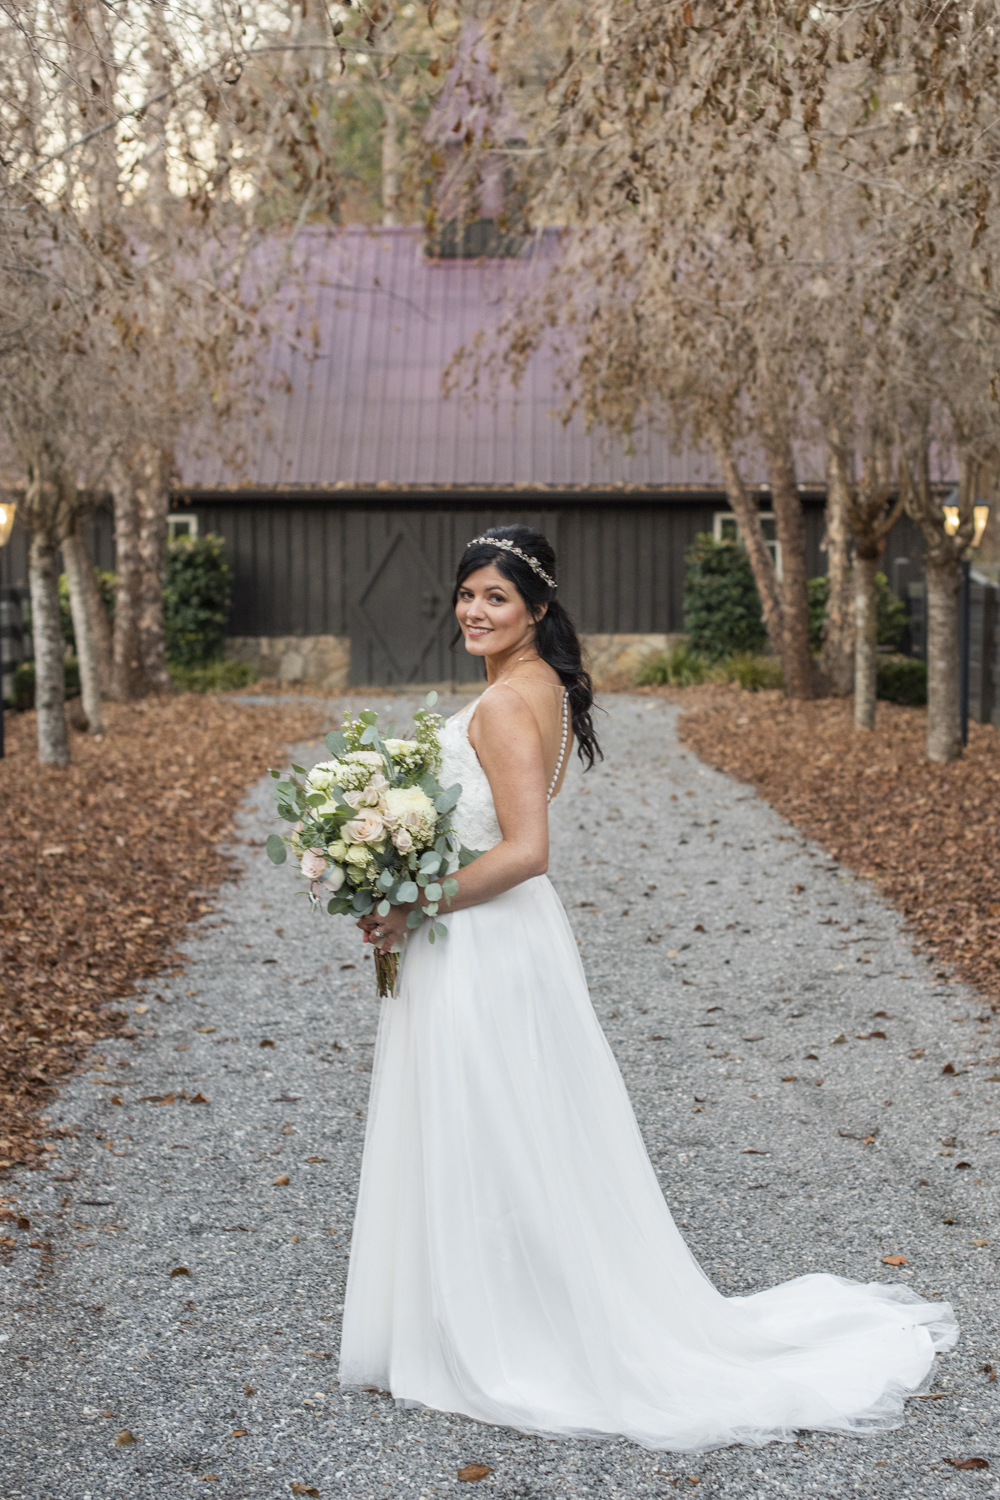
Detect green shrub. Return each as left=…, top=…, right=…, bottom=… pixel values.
left=635, top=646, right=781, bottom=692
left=12, top=658, right=81, bottom=711
left=808, top=576, right=829, bottom=653
left=711, top=652, right=784, bottom=692
left=164, top=533, right=231, bottom=666
left=683, top=534, right=766, bottom=660
left=876, top=655, right=927, bottom=705
left=168, top=658, right=259, bottom=693
left=808, top=571, right=908, bottom=653
left=635, top=643, right=708, bottom=687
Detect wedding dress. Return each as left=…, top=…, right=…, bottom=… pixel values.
left=338, top=696, right=957, bottom=1452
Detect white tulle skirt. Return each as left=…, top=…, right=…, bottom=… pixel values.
left=338, top=876, right=957, bottom=1453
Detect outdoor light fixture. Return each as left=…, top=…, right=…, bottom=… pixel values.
left=0, top=501, right=15, bottom=549
left=941, top=501, right=990, bottom=546
left=973, top=504, right=990, bottom=548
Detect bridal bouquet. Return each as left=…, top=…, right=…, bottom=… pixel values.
left=266, top=693, right=478, bottom=996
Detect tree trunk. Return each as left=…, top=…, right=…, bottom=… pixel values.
left=707, top=424, right=783, bottom=642
left=137, top=449, right=172, bottom=692
left=761, top=415, right=814, bottom=700
left=925, top=557, right=962, bottom=763
left=61, top=522, right=105, bottom=733
left=77, top=524, right=114, bottom=696
left=853, top=553, right=878, bottom=731
left=821, top=439, right=854, bottom=694
left=110, top=459, right=146, bottom=701
left=381, top=94, right=400, bottom=226
left=28, top=531, right=71, bottom=765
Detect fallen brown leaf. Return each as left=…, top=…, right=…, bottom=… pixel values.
left=259, top=1039, right=275, bottom=1048
left=188, top=1093, right=210, bottom=1105
left=198, top=1476, right=219, bottom=1483
left=169, top=1266, right=191, bottom=1277
left=781, top=1075, right=797, bottom=1082
left=942, top=1063, right=957, bottom=1075
left=0, top=698, right=323, bottom=1177
left=742, top=1148, right=769, bottom=1155
left=114, top=1430, right=136, bottom=1446
left=457, top=1465, right=493, bottom=1483
left=984, top=1363, right=997, bottom=1382
left=289, top=1486, right=320, bottom=1497
left=232, top=1428, right=248, bottom=1437
left=244, top=1383, right=256, bottom=1395
left=881, top=1254, right=907, bottom=1266
left=273, top=1174, right=290, bottom=1186
left=944, top=1458, right=990, bottom=1470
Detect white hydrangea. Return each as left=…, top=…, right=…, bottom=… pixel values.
left=381, top=785, right=437, bottom=845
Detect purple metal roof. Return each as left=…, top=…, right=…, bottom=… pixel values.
left=180, top=225, right=817, bottom=493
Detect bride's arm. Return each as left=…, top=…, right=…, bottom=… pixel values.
left=359, top=685, right=549, bottom=949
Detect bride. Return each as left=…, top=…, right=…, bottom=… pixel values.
left=338, top=524, right=957, bottom=1453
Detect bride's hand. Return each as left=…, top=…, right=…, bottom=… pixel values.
left=357, top=905, right=414, bottom=954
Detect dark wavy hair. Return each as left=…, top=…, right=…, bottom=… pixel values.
left=452, top=525, right=602, bottom=770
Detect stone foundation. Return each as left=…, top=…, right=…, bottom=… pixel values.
left=582, top=633, right=686, bottom=688
left=224, top=631, right=681, bottom=693
left=225, top=635, right=351, bottom=693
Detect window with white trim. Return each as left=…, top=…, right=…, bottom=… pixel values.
left=713, top=511, right=782, bottom=581
left=167, top=513, right=198, bottom=541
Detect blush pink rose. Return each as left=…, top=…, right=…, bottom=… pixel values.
left=300, top=848, right=328, bottom=880
left=392, top=827, right=414, bottom=854
left=343, top=812, right=385, bottom=846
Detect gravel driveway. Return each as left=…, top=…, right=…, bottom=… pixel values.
left=3, top=693, right=998, bottom=1500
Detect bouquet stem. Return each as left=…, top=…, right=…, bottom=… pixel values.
left=374, top=950, right=400, bottom=998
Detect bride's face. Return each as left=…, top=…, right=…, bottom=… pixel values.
left=455, top=563, right=540, bottom=658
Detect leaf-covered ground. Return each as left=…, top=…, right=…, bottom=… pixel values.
left=0, top=695, right=323, bottom=1176
left=673, top=687, right=1000, bottom=1007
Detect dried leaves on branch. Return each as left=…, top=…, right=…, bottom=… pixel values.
left=675, top=690, right=1000, bottom=1005
left=0, top=696, right=323, bottom=1174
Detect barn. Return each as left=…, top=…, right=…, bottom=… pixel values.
left=1, top=224, right=926, bottom=692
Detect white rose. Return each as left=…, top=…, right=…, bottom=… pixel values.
left=383, top=737, right=418, bottom=756
left=325, top=865, right=346, bottom=892
left=306, top=760, right=343, bottom=791
left=327, top=839, right=348, bottom=861
left=346, top=844, right=369, bottom=867
left=345, top=751, right=384, bottom=766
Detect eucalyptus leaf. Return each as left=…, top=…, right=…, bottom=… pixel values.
left=434, top=922, right=448, bottom=937
left=397, top=880, right=419, bottom=903
left=360, top=725, right=377, bottom=745
left=265, top=834, right=287, bottom=865
left=276, top=781, right=296, bottom=797
left=325, top=730, right=348, bottom=756
left=377, top=900, right=391, bottom=917
left=442, top=878, right=459, bottom=899
left=377, top=870, right=394, bottom=891
left=425, top=882, right=443, bottom=902
left=352, top=892, right=375, bottom=914
left=426, top=690, right=438, bottom=707
left=277, top=805, right=299, bottom=823
left=270, top=768, right=281, bottom=779
left=459, top=845, right=485, bottom=867
left=406, top=909, right=424, bottom=929
left=434, top=784, right=461, bottom=815
left=419, top=849, right=441, bottom=871
left=359, top=710, right=377, bottom=726
left=425, top=902, right=439, bottom=917
left=291, top=764, right=307, bottom=775
left=305, top=792, right=327, bottom=807
left=416, top=872, right=428, bottom=888
left=428, top=928, right=436, bottom=944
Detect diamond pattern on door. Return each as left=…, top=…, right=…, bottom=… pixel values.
left=351, top=524, right=451, bottom=685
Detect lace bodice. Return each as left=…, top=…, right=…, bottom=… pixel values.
left=439, top=699, right=503, bottom=853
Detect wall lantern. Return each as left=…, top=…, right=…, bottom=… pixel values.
left=0, top=501, right=15, bottom=549
left=942, top=501, right=990, bottom=547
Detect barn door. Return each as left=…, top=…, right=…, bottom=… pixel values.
left=348, top=509, right=560, bottom=688
left=348, top=518, right=455, bottom=686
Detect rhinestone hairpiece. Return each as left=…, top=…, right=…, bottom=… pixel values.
left=466, top=535, right=557, bottom=589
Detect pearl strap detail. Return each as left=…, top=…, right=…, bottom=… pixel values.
left=547, top=691, right=570, bottom=803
